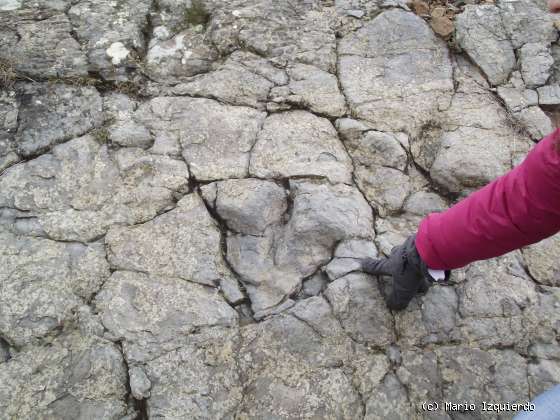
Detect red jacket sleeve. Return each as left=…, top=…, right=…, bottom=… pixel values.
left=415, top=129, right=560, bottom=270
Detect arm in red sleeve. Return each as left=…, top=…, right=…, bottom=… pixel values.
left=415, top=129, right=560, bottom=270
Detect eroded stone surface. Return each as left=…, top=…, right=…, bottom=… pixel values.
left=1, top=0, right=559, bottom=417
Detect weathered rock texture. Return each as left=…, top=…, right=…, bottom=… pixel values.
left=0, top=0, right=559, bottom=418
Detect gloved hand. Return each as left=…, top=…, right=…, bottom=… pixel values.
left=360, top=234, right=449, bottom=311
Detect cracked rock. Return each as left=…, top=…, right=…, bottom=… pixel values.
left=145, top=26, right=218, bottom=84
left=249, top=110, right=353, bottom=184
left=202, top=178, right=287, bottom=236
left=269, top=63, right=347, bottom=117
left=105, top=194, right=242, bottom=300
left=0, top=135, right=189, bottom=242
left=129, top=366, right=151, bottom=400
left=15, top=83, right=103, bottom=157
left=0, top=92, right=19, bottom=172
left=0, top=231, right=109, bottom=347
left=208, top=0, right=337, bottom=72
left=455, top=5, right=515, bottom=86
left=172, top=51, right=275, bottom=109
left=95, top=270, right=238, bottom=362
left=519, top=43, right=554, bottom=88
left=0, top=330, right=128, bottom=419
left=338, top=9, right=454, bottom=136
left=325, top=273, right=395, bottom=347
left=68, top=0, right=152, bottom=80
left=0, top=9, right=89, bottom=79
left=142, top=327, right=242, bottom=418
left=523, top=233, right=560, bottom=286
left=135, top=96, right=266, bottom=181
left=237, top=298, right=362, bottom=418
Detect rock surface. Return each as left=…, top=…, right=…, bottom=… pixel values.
left=0, top=0, right=558, bottom=418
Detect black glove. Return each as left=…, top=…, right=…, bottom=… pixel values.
left=361, top=234, right=450, bottom=311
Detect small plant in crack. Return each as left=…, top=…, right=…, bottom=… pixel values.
left=183, top=0, right=210, bottom=29
left=0, top=58, right=18, bottom=89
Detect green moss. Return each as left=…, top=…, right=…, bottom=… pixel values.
left=92, top=127, right=110, bottom=144
left=183, top=0, right=210, bottom=28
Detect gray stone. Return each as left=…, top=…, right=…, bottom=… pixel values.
left=528, top=359, right=560, bottom=397
left=325, top=273, right=395, bottom=347
left=227, top=181, right=373, bottom=317
left=397, top=349, right=443, bottom=406
left=104, top=95, right=153, bottom=149
left=343, top=130, right=408, bottom=171
left=354, top=165, right=411, bottom=215
left=523, top=233, right=560, bottom=286
left=538, top=84, right=560, bottom=105
left=429, top=127, right=513, bottom=194
left=395, top=285, right=459, bottom=348
left=129, top=366, right=151, bottom=399
left=172, top=52, right=274, bottom=109
left=0, top=331, right=128, bottom=419
left=324, top=258, right=363, bottom=281
left=515, top=105, right=554, bottom=140
left=403, top=191, right=447, bottom=216
left=135, top=97, right=266, bottom=180
left=325, top=239, right=378, bottom=280
left=227, top=232, right=301, bottom=316
left=141, top=327, right=242, bottom=419
left=269, top=64, right=347, bottom=117
left=426, top=61, right=535, bottom=195
left=455, top=5, right=515, bottom=86
left=519, top=43, right=554, bottom=88
left=249, top=111, right=353, bottom=184
left=434, top=346, right=530, bottom=416
left=0, top=92, right=19, bottom=172
left=0, top=135, right=189, bottom=242
left=0, top=232, right=109, bottom=346
left=275, top=181, right=375, bottom=277
left=95, top=270, right=238, bottom=363
left=208, top=0, right=337, bottom=73
left=364, top=373, right=413, bottom=420
left=499, top=0, right=558, bottom=50
left=145, top=27, right=218, bottom=84
left=1, top=0, right=560, bottom=415
left=68, top=0, right=152, bottom=80
left=497, top=85, right=539, bottom=112
left=15, top=83, right=103, bottom=157
left=204, top=178, right=287, bottom=235
left=301, top=273, right=329, bottom=297
left=338, top=9, right=454, bottom=135
left=237, top=300, right=361, bottom=418
left=105, top=194, right=241, bottom=298
left=335, top=239, right=378, bottom=259
left=0, top=9, right=89, bottom=79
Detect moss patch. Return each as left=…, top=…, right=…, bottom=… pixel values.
left=183, top=0, right=210, bottom=28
